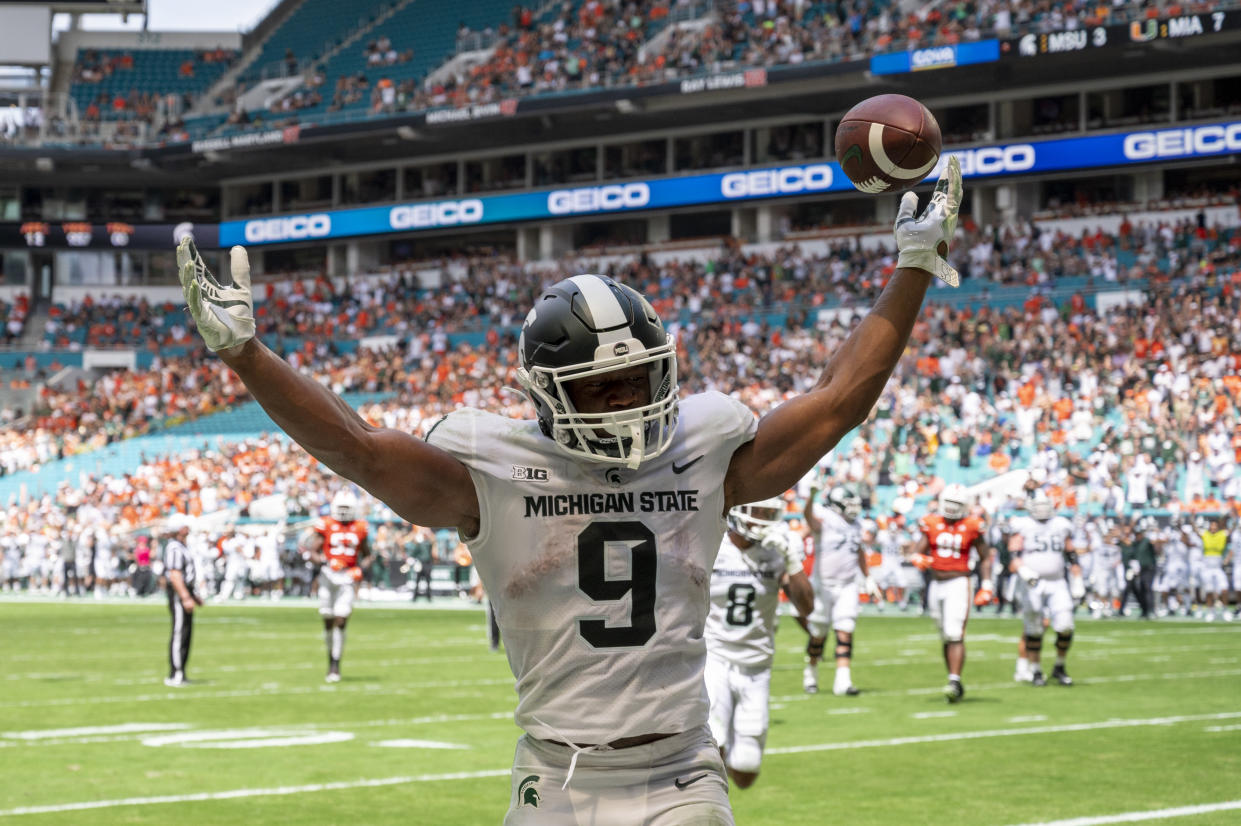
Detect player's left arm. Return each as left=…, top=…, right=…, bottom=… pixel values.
left=723, top=159, right=962, bottom=509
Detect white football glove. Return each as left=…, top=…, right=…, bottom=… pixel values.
left=1016, top=565, right=1040, bottom=588
left=177, top=238, right=256, bottom=352
left=761, top=528, right=804, bottom=574
left=1068, top=572, right=1086, bottom=600
left=894, top=155, right=962, bottom=287
left=864, top=574, right=883, bottom=603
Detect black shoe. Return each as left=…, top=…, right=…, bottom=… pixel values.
left=943, top=679, right=964, bottom=703
left=1031, top=669, right=1047, bottom=687
left=1051, top=665, right=1073, bottom=686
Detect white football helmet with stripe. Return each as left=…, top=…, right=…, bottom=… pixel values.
left=938, top=483, right=970, bottom=521
left=516, top=274, right=678, bottom=469
left=331, top=490, right=359, bottom=523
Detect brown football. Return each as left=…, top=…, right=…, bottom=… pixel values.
left=834, top=94, right=942, bottom=194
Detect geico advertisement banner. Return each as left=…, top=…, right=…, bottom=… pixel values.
left=218, top=121, right=1241, bottom=246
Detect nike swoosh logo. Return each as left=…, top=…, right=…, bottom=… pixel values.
left=674, top=772, right=710, bottom=790
left=671, top=455, right=704, bottom=474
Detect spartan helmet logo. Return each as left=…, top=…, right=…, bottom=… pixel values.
left=519, top=775, right=541, bottom=807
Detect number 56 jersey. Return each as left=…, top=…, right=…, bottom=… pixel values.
left=426, top=392, right=757, bottom=744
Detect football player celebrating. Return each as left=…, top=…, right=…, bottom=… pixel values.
left=300, top=490, right=372, bottom=682
left=705, top=498, right=813, bottom=788
left=909, top=483, right=991, bottom=703
left=176, top=158, right=961, bottom=823
left=1008, top=493, right=1079, bottom=686
left=802, top=485, right=881, bottom=696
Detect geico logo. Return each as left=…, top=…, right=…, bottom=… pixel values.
left=721, top=164, right=832, bottom=198
left=1123, top=124, right=1241, bottom=160
left=941, top=145, right=1036, bottom=176
left=912, top=47, right=955, bottom=66
left=389, top=199, right=484, bottom=229
left=244, top=214, right=331, bottom=243
left=547, top=183, right=649, bottom=215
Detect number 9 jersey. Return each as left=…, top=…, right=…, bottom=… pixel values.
left=918, top=514, right=985, bottom=574
left=426, top=392, right=756, bottom=744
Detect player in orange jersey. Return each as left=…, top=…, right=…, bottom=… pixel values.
left=907, top=484, right=992, bottom=703
left=300, top=490, right=372, bottom=682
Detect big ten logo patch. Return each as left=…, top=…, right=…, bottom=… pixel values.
left=512, top=466, right=550, bottom=482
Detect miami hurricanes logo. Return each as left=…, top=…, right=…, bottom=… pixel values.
left=519, top=775, right=541, bottom=807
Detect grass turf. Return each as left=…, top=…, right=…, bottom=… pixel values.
left=1, top=598, right=1239, bottom=825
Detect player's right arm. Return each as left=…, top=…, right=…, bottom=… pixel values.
left=782, top=569, right=814, bottom=617
left=177, top=242, right=479, bottom=534
left=803, top=488, right=821, bottom=534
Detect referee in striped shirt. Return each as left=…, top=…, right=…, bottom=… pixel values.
left=163, top=514, right=201, bottom=686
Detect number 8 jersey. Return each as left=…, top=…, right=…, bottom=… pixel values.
left=705, top=531, right=791, bottom=670
left=426, top=392, right=756, bottom=744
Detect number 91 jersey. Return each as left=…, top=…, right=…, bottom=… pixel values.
left=426, top=392, right=757, bottom=744
left=705, top=532, right=789, bottom=670
left=918, top=514, right=984, bottom=574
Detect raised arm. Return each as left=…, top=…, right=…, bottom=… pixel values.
left=178, top=241, right=478, bottom=534
left=724, top=158, right=962, bottom=509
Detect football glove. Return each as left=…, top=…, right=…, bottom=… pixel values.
left=328, top=558, right=348, bottom=572
left=350, top=566, right=364, bottom=583
left=910, top=553, right=933, bottom=571
left=1125, top=559, right=1140, bottom=582
left=864, top=574, right=884, bottom=603
left=1068, top=572, right=1086, bottom=600
left=894, top=155, right=962, bottom=287
left=177, top=238, right=256, bottom=352
left=974, top=586, right=994, bottom=607
left=1016, top=565, right=1040, bottom=588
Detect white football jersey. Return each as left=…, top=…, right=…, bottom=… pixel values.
left=705, top=532, right=789, bottom=670
left=1015, top=515, right=1073, bottom=580
left=810, top=506, right=863, bottom=584
left=427, top=391, right=756, bottom=743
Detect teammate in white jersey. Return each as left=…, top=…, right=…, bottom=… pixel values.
left=1008, top=494, right=1079, bottom=687
left=704, top=498, right=812, bottom=788
left=175, top=158, right=962, bottom=825
left=802, top=485, right=881, bottom=696
left=1155, top=519, right=1191, bottom=617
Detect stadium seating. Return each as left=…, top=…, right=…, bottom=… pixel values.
left=238, top=0, right=395, bottom=86
left=70, top=48, right=237, bottom=121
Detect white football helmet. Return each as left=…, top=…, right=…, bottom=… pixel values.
left=824, top=486, right=862, bottom=520
left=1029, top=492, right=1054, bottom=521
left=515, top=275, right=678, bottom=470
left=938, top=484, right=970, bottom=521
left=330, top=490, right=359, bottom=523
left=727, top=497, right=785, bottom=542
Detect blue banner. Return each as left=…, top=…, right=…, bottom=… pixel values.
left=219, top=120, right=1241, bottom=247
left=870, top=39, right=1000, bottom=75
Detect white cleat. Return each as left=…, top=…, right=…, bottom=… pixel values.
left=325, top=672, right=341, bottom=683
left=803, top=666, right=819, bottom=695
left=164, top=673, right=186, bottom=687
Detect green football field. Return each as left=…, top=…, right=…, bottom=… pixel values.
left=1, top=598, right=1239, bottom=825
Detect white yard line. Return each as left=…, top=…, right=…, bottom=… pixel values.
left=765, top=711, right=1241, bottom=756
left=770, top=667, right=1241, bottom=703
left=2, top=723, right=190, bottom=740
left=1006, top=799, right=1241, bottom=825
left=0, top=677, right=515, bottom=709
left=0, top=770, right=511, bottom=817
